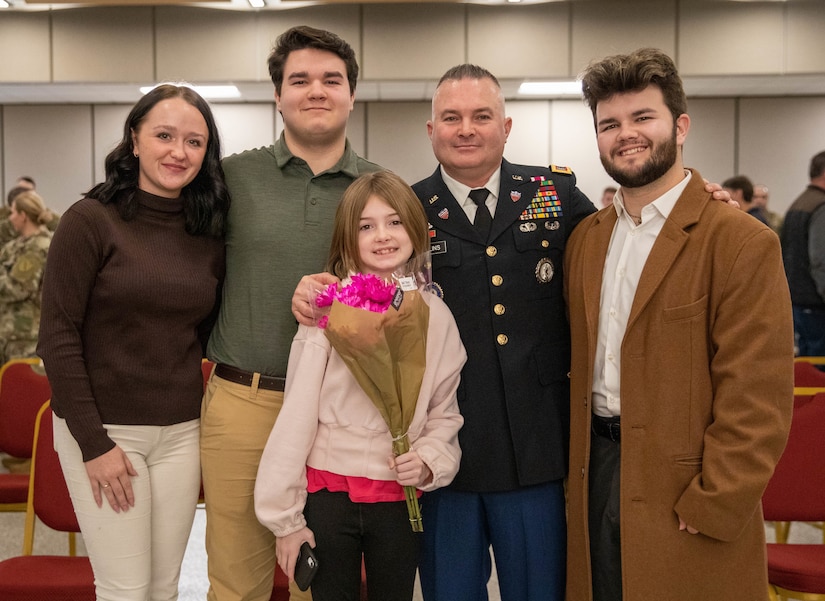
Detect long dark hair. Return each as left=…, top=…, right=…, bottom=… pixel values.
left=87, top=84, right=230, bottom=237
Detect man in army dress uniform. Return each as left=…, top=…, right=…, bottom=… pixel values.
left=411, top=64, right=596, bottom=601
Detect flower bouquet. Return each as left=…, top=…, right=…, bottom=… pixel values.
left=314, top=255, right=432, bottom=531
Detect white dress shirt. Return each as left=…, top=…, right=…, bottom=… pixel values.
left=440, top=167, right=501, bottom=223
left=591, top=171, right=692, bottom=417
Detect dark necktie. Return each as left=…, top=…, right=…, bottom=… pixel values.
left=469, top=188, right=491, bottom=237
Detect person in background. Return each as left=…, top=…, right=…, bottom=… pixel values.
left=1, top=185, right=61, bottom=247
left=780, top=150, right=825, bottom=357
left=565, top=47, right=793, bottom=601
left=14, top=176, right=35, bottom=190
left=0, top=186, right=32, bottom=247
left=722, top=174, right=769, bottom=225
left=38, top=83, right=228, bottom=601
left=0, top=189, right=53, bottom=365
left=752, top=183, right=783, bottom=234
left=201, top=25, right=381, bottom=601
left=599, top=185, right=617, bottom=208
left=255, top=170, right=466, bottom=601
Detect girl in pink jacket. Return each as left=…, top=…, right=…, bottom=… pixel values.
left=255, top=171, right=466, bottom=601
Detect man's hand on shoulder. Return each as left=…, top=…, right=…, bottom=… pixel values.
left=292, top=272, right=339, bottom=327
left=704, top=179, right=739, bottom=209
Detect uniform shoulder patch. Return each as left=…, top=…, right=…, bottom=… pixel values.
left=549, top=164, right=573, bottom=175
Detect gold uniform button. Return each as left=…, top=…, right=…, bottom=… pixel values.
left=494, top=304, right=505, bottom=315
left=492, top=275, right=503, bottom=286
left=486, top=246, right=497, bottom=257
left=496, top=334, right=509, bottom=345
left=541, top=240, right=550, bottom=248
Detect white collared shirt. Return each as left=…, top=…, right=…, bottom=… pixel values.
left=440, top=166, right=501, bottom=223
left=591, top=171, right=692, bottom=417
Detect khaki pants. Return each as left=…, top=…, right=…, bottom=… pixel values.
left=201, top=373, right=311, bottom=601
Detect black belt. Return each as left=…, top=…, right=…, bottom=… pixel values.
left=591, top=415, right=621, bottom=442
left=214, top=364, right=286, bottom=392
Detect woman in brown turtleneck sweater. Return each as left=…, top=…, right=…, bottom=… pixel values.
left=38, top=84, right=229, bottom=601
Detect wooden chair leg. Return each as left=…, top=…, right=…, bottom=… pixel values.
left=773, top=521, right=790, bottom=544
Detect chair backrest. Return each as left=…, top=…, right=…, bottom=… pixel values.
left=26, top=402, right=81, bottom=541
left=762, top=393, right=825, bottom=522
left=0, top=359, right=52, bottom=458
left=793, top=386, right=825, bottom=409
left=794, top=360, right=825, bottom=388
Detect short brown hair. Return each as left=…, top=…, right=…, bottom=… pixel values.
left=436, top=64, right=500, bottom=89
left=580, top=48, right=687, bottom=127
left=268, top=26, right=358, bottom=97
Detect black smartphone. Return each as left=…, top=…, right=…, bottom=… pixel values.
left=294, top=541, right=319, bottom=591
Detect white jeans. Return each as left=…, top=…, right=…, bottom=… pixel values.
left=53, top=416, right=201, bottom=601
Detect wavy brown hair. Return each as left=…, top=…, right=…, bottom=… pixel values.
left=580, top=48, right=687, bottom=127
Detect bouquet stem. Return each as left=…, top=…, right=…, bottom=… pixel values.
left=393, top=433, right=424, bottom=532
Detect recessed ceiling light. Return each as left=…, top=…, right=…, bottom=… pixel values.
left=139, top=84, right=241, bottom=100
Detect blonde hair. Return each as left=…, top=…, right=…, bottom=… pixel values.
left=326, top=171, right=429, bottom=280
left=12, top=190, right=53, bottom=226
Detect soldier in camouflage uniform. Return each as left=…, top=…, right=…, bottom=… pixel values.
left=1, top=185, right=60, bottom=248
left=0, top=189, right=53, bottom=365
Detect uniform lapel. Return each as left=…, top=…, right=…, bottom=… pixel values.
left=420, top=169, right=477, bottom=242
left=490, top=162, right=539, bottom=242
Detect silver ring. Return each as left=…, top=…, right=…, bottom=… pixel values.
left=102, top=483, right=110, bottom=488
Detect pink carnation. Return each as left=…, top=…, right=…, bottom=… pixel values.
left=315, top=273, right=396, bottom=315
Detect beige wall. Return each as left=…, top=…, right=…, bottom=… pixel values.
left=1, top=0, right=824, bottom=215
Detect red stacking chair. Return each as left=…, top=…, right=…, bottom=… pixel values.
left=0, top=401, right=95, bottom=600
left=794, top=359, right=825, bottom=388
left=0, top=358, right=53, bottom=513
left=763, top=393, right=825, bottom=601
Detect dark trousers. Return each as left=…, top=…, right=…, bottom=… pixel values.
left=304, top=489, right=420, bottom=601
left=793, top=305, right=825, bottom=356
left=588, top=433, right=622, bottom=601
left=418, top=481, right=566, bottom=601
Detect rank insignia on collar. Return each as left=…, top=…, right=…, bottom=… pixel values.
left=510, top=190, right=522, bottom=202
left=429, top=195, right=439, bottom=204
left=438, top=208, right=449, bottom=220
